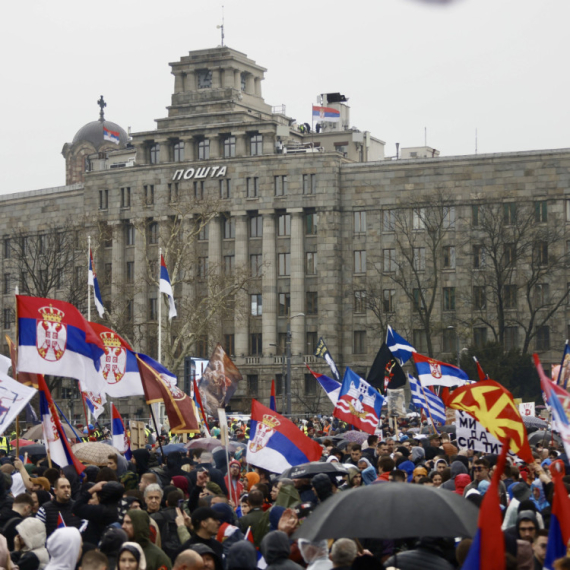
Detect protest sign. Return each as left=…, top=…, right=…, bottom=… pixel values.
left=519, top=402, right=535, bottom=417
left=455, top=410, right=505, bottom=454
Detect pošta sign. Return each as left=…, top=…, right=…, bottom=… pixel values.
left=172, top=166, right=228, bottom=180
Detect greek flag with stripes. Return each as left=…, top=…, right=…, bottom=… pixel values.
left=408, top=374, right=446, bottom=425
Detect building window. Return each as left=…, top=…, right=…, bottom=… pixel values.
left=3, top=309, right=12, bottom=330
left=99, top=189, right=109, bottom=210
left=354, top=211, right=366, bottom=234
left=168, top=182, right=179, bottom=203
left=198, top=221, right=209, bottom=241
left=504, top=284, right=517, bottom=309
left=472, top=205, right=480, bottom=227
left=306, top=292, right=318, bottom=315
left=354, top=251, right=366, bottom=274
left=278, top=253, right=291, bottom=276
left=149, top=298, right=157, bottom=320
left=150, top=144, right=160, bottom=164
left=383, top=210, right=395, bottom=232
left=198, top=139, right=210, bottom=160
left=413, top=248, right=426, bottom=271
left=250, top=254, right=263, bottom=277
left=305, top=213, right=318, bottom=235
left=383, top=289, right=395, bottom=313
left=278, top=293, right=290, bottom=316
left=413, top=329, right=428, bottom=353
left=198, top=257, right=208, bottom=278
left=148, top=222, right=159, bottom=245
left=277, top=333, right=287, bottom=356
left=3, top=274, right=9, bottom=295
left=250, top=215, right=263, bottom=238
left=278, top=214, right=291, bottom=236
left=194, top=180, right=204, bottom=200
left=224, top=255, right=235, bottom=275
left=251, top=294, right=262, bottom=316
left=504, top=326, right=519, bottom=350
left=105, top=263, right=112, bottom=282
left=173, top=141, right=185, bottom=162
left=442, top=329, right=456, bottom=352
left=3, top=238, right=10, bottom=259
left=413, top=208, right=425, bottom=230
left=306, top=332, right=317, bottom=355
left=473, top=327, right=487, bottom=348
left=443, top=246, right=456, bottom=269
left=534, top=241, right=548, bottom=266
left=534, top=200, right=547, bottom=223
left=504, top=203, right=516, bottom=225
left=126, top=261, right=134, bottom=283
left=250, top=134, right=263, bottom=156
left=38, top=234, right=47, bottom=254
left=473, top=286, right=486, bottom=310
left=473, top=245, right=485, bottom=268
left=120, top=187, right=131, bottom=208
left=126, top=300, right=133, bottom=322
left=224, top=217, right=236, bottom=239
left=274, top=175, right=288, bottom=196
left=303, top=174, right=316, bottom=195
left=223, top=136, right=236, bottom=158
left=126, top=224, right=135, bottom=246
left=304, top=373, right=317, bottom=396
left=534, top=283, right=549, bottom=306
left=413, top=288, right=425, bottom=312
left=383, top=249, right=396, bottom=272
left=250, top=334, right=262, bottom=356
left=224, top=334, right=235, bottom=356
left=443, top=287, right=456, bottom=311
left=354, top=290, right=366, bottom=313
left=306, top=252, right=317, bottom=274
left=536, top=326, right=550, bottom=351
left=504, top=243, right=516, bottom=267
left=144, top=185, right=154, bottom=206
left=247, top=375, right=259, bottom=396
left=353, top=331, right=367, bottom=354
left=247, top=177, right=259, bottom=198
left=220, top=179, right=231, bottom=199
left=443, top=206, right=456, bottom=229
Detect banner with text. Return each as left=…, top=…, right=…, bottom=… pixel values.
left=456, top=410, right=506, bottom=454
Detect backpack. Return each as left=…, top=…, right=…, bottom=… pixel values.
left=153, top=511, right=182, bottom=561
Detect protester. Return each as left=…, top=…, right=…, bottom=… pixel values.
left=10, top=517, right=49, bottom=570
left=1, top=492, right=34, bottom=550
left=98, top=527, right=129, bottom=570
left=45, top=527, right=83, bottom=570
left=260, top=531, right=304, bottom=570
left=329, top=539, right=357, bottom=570
left=37, top=477, right=83, bottom=537
left=178, top=507, right=223, bottom=559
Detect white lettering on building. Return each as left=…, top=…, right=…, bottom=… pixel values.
left=172, top=165, right=228, bottom=181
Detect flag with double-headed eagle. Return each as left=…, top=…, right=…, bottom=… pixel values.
left=441, top=379, right=534, bottom=463
left=413, top=353, right=470, bottom=387
left=247, top=399, right=322, bottom=473
left=333, top=368, right=384, bottom=434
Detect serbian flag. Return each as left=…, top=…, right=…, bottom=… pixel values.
left=312, top=105, right=340, bottom=123
left=544, top=460, right=570, bottom=570
left=103, top=126, right=120, bottom=144
left=160, top=255, right=177, bottom=320
left=111, top=403, right=132, bottom=460
left=269, top=379, right=276, bottom=411
left=57, top=513, right=66, bottom=529
left=306, top=366, right=341, bottom=405
left=462, top=438, right=509, bottom=570
left=136, top=354, right=199, bottom=433
left=247, top=400, right=322, bottom=473
left=39, top=375, right=85, bottom=476
left=88, top=248, right=105, bottom=318
left=333, top=368, right=384, bottom=434
left=17, top=296, right=105, bottom=383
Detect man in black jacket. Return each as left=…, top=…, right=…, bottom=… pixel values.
left=36, top=477, right=83, bottom=537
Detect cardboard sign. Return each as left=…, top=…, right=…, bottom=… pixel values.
left=519, top=402, right=535, bottom=417
left=455, top=410, right=504, bottom=454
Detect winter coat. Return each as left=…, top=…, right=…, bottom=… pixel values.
left=260, top=531, right=304, bottom=570
left=227, top=541, right=257, bottom=570
left=440, top=461, right=468, bottom=491
left=36, top=499, right=83, bottom=538
left=45, top=527, right=82, bottom=570
left=383, top=547, right=455, bottom=570
left=128, top=509, right=172, bottom=570
left=11, top=518, right=49, bottom=570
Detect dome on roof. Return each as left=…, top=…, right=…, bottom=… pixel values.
left=72, top=119, right=129, bottom=149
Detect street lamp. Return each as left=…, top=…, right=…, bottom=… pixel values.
left=447, top=325, right=461, bottom=367
left=286, top=313, right=305, bottom=416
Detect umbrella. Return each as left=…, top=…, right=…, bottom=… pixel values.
left=343, top=431, right=368, bottom=444
left=157, top=443, right=188, bottom=456
left=407, top=428, right=420, bottom=434
left=71, top=442, right=123, bottom=466
left=522, top=416, right=547, bottom=429
left=10, top=439, right=34, bottom=447
left=22, top=423, right=80, bottom=443
left=9, top=443, right=46, bottom=457
left=185, top=438, right=242, bottom=453
left=293, top=482, right=479, bottom=541
left=528, top=430, right=562, bottom=446
left=280, top=461, right=349, bottom=480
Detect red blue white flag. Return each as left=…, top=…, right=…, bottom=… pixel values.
left=269, top=379, right=276, bottom=411
left=306, top=366, right=340, bottom=405
left=247, top=399, right=322, bottom=473
left=103, top=126, right=120, bottom=144
left=111, top=403, right=132, bottom=460
left=312, top=105, right=340, bottom=123
left=544, top=460, right=570, bottom=570
left=17, top=296, right=105, bottom=382
left=57, top=512, right=66, bottom=529
left=333, top=368, right=383, bottom=434
left=88, top=248, right=105, bottom=318
left=160, top=255, right=177, bottom=320
left=413, top=353, right=471, bottom=387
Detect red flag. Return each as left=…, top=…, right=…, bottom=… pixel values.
left=544, top=460, right=570, bottom=567
left=136, top=355, right=199, bottom=433
left=270, top=379, right=276, bottom=411
left=473, top=357, right=488, bottom=382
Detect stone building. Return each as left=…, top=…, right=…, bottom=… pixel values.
left=2, top=45, right=569, bottom=419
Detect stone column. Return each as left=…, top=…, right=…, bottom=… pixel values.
left=158, top=139, right=170, bottom=163
left=261, top=210, right=277, bottom=354
left=209, top=135, right=220, bottom=159
left=234, top=70, right=241, bottom=90
left=208, top=215, right=223, bottom=343
left=110, top=221, right=124, bottom=304
left=134, top=222, right=148, bottom=352
left=234, top=212, right=249, bottom=357
left=212, top=68, right=221, bottom=89
left=245, top=74, right=255, bottom=94
left=174, top=72, right=184, bottom=93
left=234, top=131, right=246, bottom=157
left=134, top=142, right=147, bottom=166
left=254, top=77, right=262, bottom=97
left=183, top=137, right=194, bottom=162
left=223, top=67, right=235, bottom=89
left=289, top=209, right=305, bottom=356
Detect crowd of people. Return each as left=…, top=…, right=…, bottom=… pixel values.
left=0, top=415, right=569, bottom=570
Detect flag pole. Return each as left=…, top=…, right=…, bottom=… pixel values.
left=87, top=236, right=91, bottom=322
left=419, top=381, right=439, bottom=435
left=14, top=286, right=19, bottom=459
left=157, top=247, right=163, bottom=428
left=148, top=401, right=165, bottom=457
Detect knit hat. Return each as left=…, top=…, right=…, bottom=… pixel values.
left=30, top=477, right=51, bottom=492
left=413, top=466, right=428, bottom=478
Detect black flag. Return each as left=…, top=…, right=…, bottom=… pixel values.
left=314, top=337, right=341, bottom=382
left=367, top=343, right=407, bottom=393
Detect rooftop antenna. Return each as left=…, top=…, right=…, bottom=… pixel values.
left=424, top=126, right=427, bottom=147
left=217, top=6, right=225, bottom=47
left=475, top=128, right=478, bottom=155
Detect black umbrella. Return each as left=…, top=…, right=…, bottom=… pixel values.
left=9, top=443, right=46, bottom=457
left=528, top=430, right=562, bottom=446
left=280, top=461, right=349, bottom=480
left=293, top=482, right=479, bottom=541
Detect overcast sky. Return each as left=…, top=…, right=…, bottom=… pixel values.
left=2, top=0, right=569, bottom=195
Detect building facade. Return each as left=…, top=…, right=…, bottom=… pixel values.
left=2, top=46, right=570, bottom=419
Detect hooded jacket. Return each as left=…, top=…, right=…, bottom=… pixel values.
left=10, top=517, right=49, bottom=570
left=45, top=527, right=82, bottom=570
left=260, top=531, right=304, bottom=570
left=440, top=461, right=468, bottom=491
left=454, top=474, right=471, bottom=496
left=227, top=541, right=257, bottom=570
left=187, top=544, right=223, bottom=570
left=128, top=509, right=172, bottom=570
left=98, top=526, right=129, bottom=570
left=132, top=449, right=151, bottom=477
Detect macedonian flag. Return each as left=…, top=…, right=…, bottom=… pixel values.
left=442, top=380, right=534, bottom=463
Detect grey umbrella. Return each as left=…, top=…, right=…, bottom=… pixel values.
left=293, top=482, right=479, bottom=541
left=280, top=461, right=349, bottom=479
left=528, top=430, right=562, bottom=446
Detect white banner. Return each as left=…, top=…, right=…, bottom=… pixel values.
left=519, top=402, right=535, bottom=417
left=0, top=371, right=37, bottom=435
left=455, top=410, right=505, bottom=454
